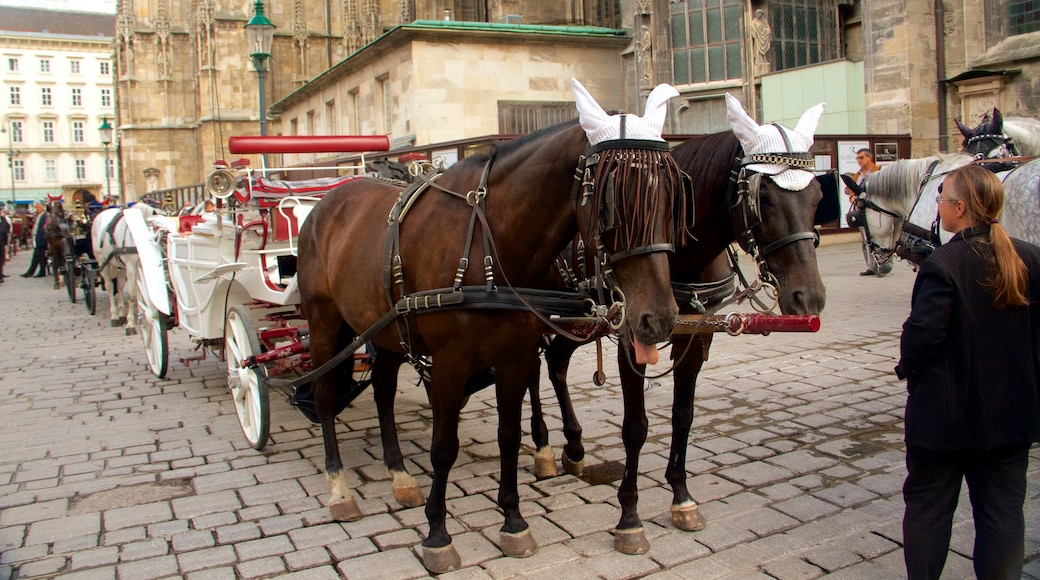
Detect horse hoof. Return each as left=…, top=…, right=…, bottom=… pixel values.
left=422, top=543, right=461, bottom=574
left=125, top=327, right=137, bottom=336
left=110, top=319, right=121, bottom=327
left=117, top=316, right=127, bottom=325
left=614, top=527, right=650, bottom=555
left=329, top=496, right=362, bottom=522
left=392, top=483, right=425, bottom=508
left=533, top=446, right=557, bottom=479
left=561, top=450, right=585, bottom=477
left=671, top=503, right=706, bottom=531
left=500, top=528, right=538, bottom=558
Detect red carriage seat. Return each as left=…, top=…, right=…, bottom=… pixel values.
left=244, top=175, right=365, bottom=242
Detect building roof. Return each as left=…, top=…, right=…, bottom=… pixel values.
left=0, top=5, right=114, bottom=38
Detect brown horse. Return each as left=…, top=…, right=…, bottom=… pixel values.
left=296, top=80, right=686, bottom=572
left=44, top=202, right=71, bottom=290
left=529, top=94, right=829, bottom=553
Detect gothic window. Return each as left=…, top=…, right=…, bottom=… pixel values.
left=670, top=0, right=743, bottom=84
left=769, top=0, right=839, bottom=71
left=1009, top=0, right=1039, bottom=34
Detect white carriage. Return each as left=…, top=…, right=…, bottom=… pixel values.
left=130, top=135, right=390, bottom=449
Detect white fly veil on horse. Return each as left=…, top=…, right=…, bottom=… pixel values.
left=726, top=93, right=825, bottom=191
left=572, top=78, right=678, bottom=144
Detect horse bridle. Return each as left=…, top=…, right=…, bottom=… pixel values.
left=965, top=132, right=1020, bottom=160
left=727, top=125, right=820, bottom=284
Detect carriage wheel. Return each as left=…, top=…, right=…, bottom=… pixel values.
left=136, top=273, right=169, bottom=378
left=224, top=306, right=270, bottom=450
left=83, top=266, right=98, bottom=316
left=64, top=256, right=77, bottom=303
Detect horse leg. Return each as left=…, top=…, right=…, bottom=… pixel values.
left=495, top=353, right=539, bottom=558
left=420, top=360, right=468, bottom=573
left=312, top=319, right=362, bottom=523
left=666, top=333, right=711, bottom=531
left=614, top=341, right=650, bottom=555
left=371, top=349, right=425, bottom=507
left=527, top=353, right=558, bottom=479
left=543, top=336, right=586, bottom=476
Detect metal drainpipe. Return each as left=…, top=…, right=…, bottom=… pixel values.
left=935, top=0, right=948, bottom=153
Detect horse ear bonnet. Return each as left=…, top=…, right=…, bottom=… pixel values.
left=726, top=93, right=824, bottom=192
left=572, top=78, right=678, bottom=144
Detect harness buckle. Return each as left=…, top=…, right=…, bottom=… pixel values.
left=466, top=187, right=487, bottom=206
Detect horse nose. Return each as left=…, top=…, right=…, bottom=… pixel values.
left=786, top=288, right=826, bottom=315
left=637, top=309, right=677, bottom=344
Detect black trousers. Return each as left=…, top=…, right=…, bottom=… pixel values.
left=903, top=443, right=1029, bottom=580
left=24, top=245, right=47, bottom=276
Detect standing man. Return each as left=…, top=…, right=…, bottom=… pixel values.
left=896, top=164, right=1040, bottom=579
left=0, top=204, right=10, bottom=282
left=845, top=148, right=887, bottom=276
left=21, top=203, right=49, bottom=278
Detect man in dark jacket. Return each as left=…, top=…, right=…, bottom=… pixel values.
left=0, top=204, right=9, bottom=281
left=21, top=203, right=49, bottom=278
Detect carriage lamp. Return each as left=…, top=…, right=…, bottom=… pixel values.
left=98, top=118, right=113, bottom=203
left=245, top=0, right=275, bottom=143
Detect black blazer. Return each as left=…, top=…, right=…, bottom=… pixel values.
left=896, top=225, right=1040, bottom=450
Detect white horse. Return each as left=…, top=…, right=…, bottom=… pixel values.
left=90, top=204, right=161, bottom=334
left=843, top=109, right=1027, bottom=273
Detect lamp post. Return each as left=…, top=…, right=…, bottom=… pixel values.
left=99, top=117, right=113, bottom=203
left=245, top=0, right=275, bottom=146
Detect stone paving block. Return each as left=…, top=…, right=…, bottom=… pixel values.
left=0, top=498, right=67, bottom=526
left=104, top=502, right=173, bottom=531
left=15, top=556, right=67, bottom=577
left=760, top=556, right=825, bottom=580
left=812, top=483, right=879, bottom=508
left=52, top=534, right=100, bottom=554
left=236, top=504, right=280, bottom=522
left=213, top=522, right=260, bottom=545
left=146, top=520, right=189, bottom=539
left=480, top=542, right=581, bottom=579
left=233, top=534, right=294, bottom=561
left=171, top=491, right=242, bottom=520
left=191, top=511, right=238, bottom=530
left=284, top=546, right=331, bottom=571
left=717, top=462, right=795, bottom=487
left=115, top=554, right=179, bottom=579
left=119, top=538, right=170, bottom=562
left=71, top=546, right=120, bottom=570
left=802, top=543, right=863, bottom=572
left=177, top=545, right=237, bottom=574
left=773, top=495, right=842, bottom=522
left=237, top=480, right=306, bottom=507
left=171, top=530, right=216, bottom=552
left=60, top=567, right=118, bottom=580
left=25, top=513, right=101, bottom=546
left=184, top=567, right=237, bottom=580
left=341, top=512, right=405, bottom=540
left=191, top=469, right=257, bottom=495
left=235, top=556, right=286, bottom=579
left=336, top=546, right=428, bottom=579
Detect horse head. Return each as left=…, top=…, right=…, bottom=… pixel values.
left=725, top=93, right=827, bottom=314
left=572, top=78, right=685, bottom=362
left=956, top=108, right=1020, bottom=159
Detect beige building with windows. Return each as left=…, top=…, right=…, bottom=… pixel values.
left=0, top=6, right=117, bottom=206
left=109, top=0, right=1038, bottom=195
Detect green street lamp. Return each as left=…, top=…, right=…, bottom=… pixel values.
left=99, top=117, right=113, bottom=202
left=245, top=0, right=275, bottom=140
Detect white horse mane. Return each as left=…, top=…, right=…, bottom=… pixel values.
left=1003, top=117, right=1040, bottom=157
left=864, top=154, right=969, bottom=209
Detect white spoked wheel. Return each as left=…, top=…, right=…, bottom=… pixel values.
left=135, top=272, right=169, bottom=378
left=225, top=306, right=270, bottom=450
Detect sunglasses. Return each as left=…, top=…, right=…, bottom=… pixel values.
left=935, top=182, right=959, bottom=205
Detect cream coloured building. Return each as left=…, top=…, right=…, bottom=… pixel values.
left=0, top=6, right=117, bottom=206
left=109, top=0, right=1038, bottom=195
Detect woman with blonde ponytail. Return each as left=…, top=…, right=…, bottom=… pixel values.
left=897, top=163, right=1040, bottom=580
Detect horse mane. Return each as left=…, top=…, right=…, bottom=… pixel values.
left=670, top=131, right=743, bottom=195
left=468, top=119, right=582, bottom=168
left=863, top=157, right=943, bottom=206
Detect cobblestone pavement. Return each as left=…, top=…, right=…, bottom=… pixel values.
left=0, top=239, right=1037, bottom=580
